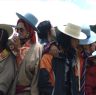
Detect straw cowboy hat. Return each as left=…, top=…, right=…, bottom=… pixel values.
left=16, top=12, right=39, bottom=32
left=79, top=25, right=96, bottom=45
left=57, top=23, right=87, bottom=39
left=0, top=24, right=13, bottom=37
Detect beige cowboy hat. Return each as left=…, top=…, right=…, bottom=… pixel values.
left=57, top=23, right=87, bottom=39
left=0, top=24, right=13, bottom=37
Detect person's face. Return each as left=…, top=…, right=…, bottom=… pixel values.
left=90, top=42, right=96, bottom=53
left=71, top=38, right=79, bottom=49
left=16, top=22, right=28, bottom=40
left=83, top=44, right=93, bottom=55
left=50, top=27, right=56, bottom=41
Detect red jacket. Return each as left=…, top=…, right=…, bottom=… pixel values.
left=85, top=64, right=96, bottom=95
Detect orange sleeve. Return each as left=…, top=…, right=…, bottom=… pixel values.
left=40, top=53, right=53, bottom=72
left=39, top=53, right=55, bottom=86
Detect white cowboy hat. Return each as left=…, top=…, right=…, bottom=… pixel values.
left=79, top=25, right=96, bottom=45
left=57, top=23, right=87, bottom=39
left=0, top=24, right=13, bottom=37
left=16, top=12, right=39, bottom=32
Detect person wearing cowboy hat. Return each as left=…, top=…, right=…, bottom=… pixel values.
left=79, top=25, right=96, bottom=95
left=56, top=23, right=87, bottom=95
left=0, top=24, right=16, bottom=95
left=11, top=12, right=42, bottom=95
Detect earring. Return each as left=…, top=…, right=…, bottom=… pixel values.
left=26, top=32, right=29, bottom=38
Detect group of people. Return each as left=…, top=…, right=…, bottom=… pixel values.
left=0, top=12, right=96, bottom=95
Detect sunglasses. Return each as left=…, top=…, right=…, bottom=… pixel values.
left=15, top=27, right=25, bottom=33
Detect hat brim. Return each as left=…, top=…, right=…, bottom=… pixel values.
left=79, top=31, right=96, bottom=45
left=16, top=13, right=39, bottom=32
left=89, top=51, right=96, bottom=58
left=0, top=24, right=13, bottom=37
left=58, top=26, right=87, bottom=40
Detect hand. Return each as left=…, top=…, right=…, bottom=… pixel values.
left=11, top=36, right=21, bottom=50
left=49, top=44, right=59, bottom=57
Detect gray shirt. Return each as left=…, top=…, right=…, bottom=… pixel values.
left=0, top=53, right=16, bottom=94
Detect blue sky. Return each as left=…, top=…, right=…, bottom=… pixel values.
left=70, top=0, right=93, bottom=9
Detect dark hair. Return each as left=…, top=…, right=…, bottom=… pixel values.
left=90, top=25, right=96, bottom=33
left=37, top=20, right=52, bottom=40
left=56, top=28, right=76, bottom=59
left=56, top=28, right=71, bottom=50
left=0, top=29, right=9, bottom=49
